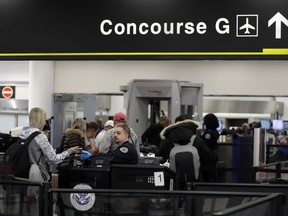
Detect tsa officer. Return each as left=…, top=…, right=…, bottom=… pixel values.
left=201, top=113, right=220, bottom=182
left=112, top=125, right=138, bottom=164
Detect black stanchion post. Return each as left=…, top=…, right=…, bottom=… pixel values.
left=276, top=162, right=281, bottom=179
left=251, top=166, right=257, bottom=183
left=43, top=181, right=51, bottom=216
left=266, top=145, right=270, bottom=164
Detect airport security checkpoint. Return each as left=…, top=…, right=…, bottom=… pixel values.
left=1, top=79, right=288, bottom=216
left=1, top=0, right=288, bottom=213
left=2, top=0, right=288, bottom=212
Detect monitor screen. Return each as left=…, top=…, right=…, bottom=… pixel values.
left=260, top=119, right=271, bottom=129
left=272, top=120, right=284, bottom=130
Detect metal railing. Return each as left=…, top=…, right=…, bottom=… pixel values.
left=0, top=178, right=50, bottom=216
left=212, top=193, right=284, bottom=216
left=0, top=177, right=284, bottom=216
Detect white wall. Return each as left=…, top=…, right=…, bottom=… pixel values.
left=54, top=60, right=288, bottom=96
left=1, top=60, right=288, bottom=132
left=0, top=61, right=29, bottom=82
left=0, top=61, right=29, bottom=99
left=2, top=60, right=288, bottom=97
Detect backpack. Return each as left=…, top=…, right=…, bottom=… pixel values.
left=169, top=135, right=200, bottom=189
left=4, top=131, right=41, bottom=179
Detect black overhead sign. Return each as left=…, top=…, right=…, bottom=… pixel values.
left=0, top=0, right=287, bottom=60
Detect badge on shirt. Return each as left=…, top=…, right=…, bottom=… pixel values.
left=205, top=133, right=211, bottom=140
left=120, top=147, right=128, bottom=153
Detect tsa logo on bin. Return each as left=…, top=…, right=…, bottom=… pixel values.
left=70, top=183, right=95, bottom=211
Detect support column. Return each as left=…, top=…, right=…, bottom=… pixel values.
left=28, top=61, right=55, bottom=117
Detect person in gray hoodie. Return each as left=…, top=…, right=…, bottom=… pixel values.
left=21, top=107, right=81, bottom=182
left=98, top=112, right=139, bottom=155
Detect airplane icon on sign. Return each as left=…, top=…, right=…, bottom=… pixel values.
left=239, top=18, right=255, bottom=34
left=236, top=15, right=258, bottom=37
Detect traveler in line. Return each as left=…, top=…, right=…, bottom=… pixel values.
left=94, top=120, right=114, bottom=151
left=58, top=118, right=87, bottom=167
left=85, top=121, right=98, bottom=152
left=141, top=115, right=170, bottom=147
left=22, top=107, right=81, bottom=181
left=158, top=114, right=214, bottom=182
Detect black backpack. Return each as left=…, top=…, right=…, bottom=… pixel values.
left=4, top=131, right=41, bottom=179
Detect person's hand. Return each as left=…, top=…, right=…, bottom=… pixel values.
left=70, top=146, right=82, bottom=154
left=80, top=150, right=92, bottom=160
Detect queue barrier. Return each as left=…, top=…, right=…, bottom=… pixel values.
left=1, top=161, right=288, bottom=216
left=50, top=188, right=284, bottom=216
left=193, top=182, right=288, bottom=215
left=0, top=177, right=49, bottom=216
left=252, top=160, right=288, bottom=183
left=0, top=177, right=286, bottom=216
left=212, top=193, right=283, bottom=216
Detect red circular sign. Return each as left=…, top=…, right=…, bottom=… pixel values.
left=2, top=86, right=13, bottom=98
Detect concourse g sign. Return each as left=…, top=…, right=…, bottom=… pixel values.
left=0, top=0, right=287, bottom=60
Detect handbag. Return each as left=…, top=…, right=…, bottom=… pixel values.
left=29, top=152, right=44, bottom=183
left=29, top=164, right=43, bottom=182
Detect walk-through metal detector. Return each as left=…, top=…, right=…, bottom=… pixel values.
left=120, top=80, right=203, bottom=139
left=51, top=93, right=97, bottom=148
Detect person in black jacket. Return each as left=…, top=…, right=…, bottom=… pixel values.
left=112, top=125, right=138, bottom=164
left=141, top=115, right=170, bottom=147
left=58, top=118, right=87, bottom=167
left=158, top=115, right=214, bottom=182
left=156, top=114, right=187, bottom=162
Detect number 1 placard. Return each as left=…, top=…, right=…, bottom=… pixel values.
left=154, top=172, right=165, bottom=186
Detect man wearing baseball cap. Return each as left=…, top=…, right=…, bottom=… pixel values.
left=98, top=112, right=139, bottom=155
